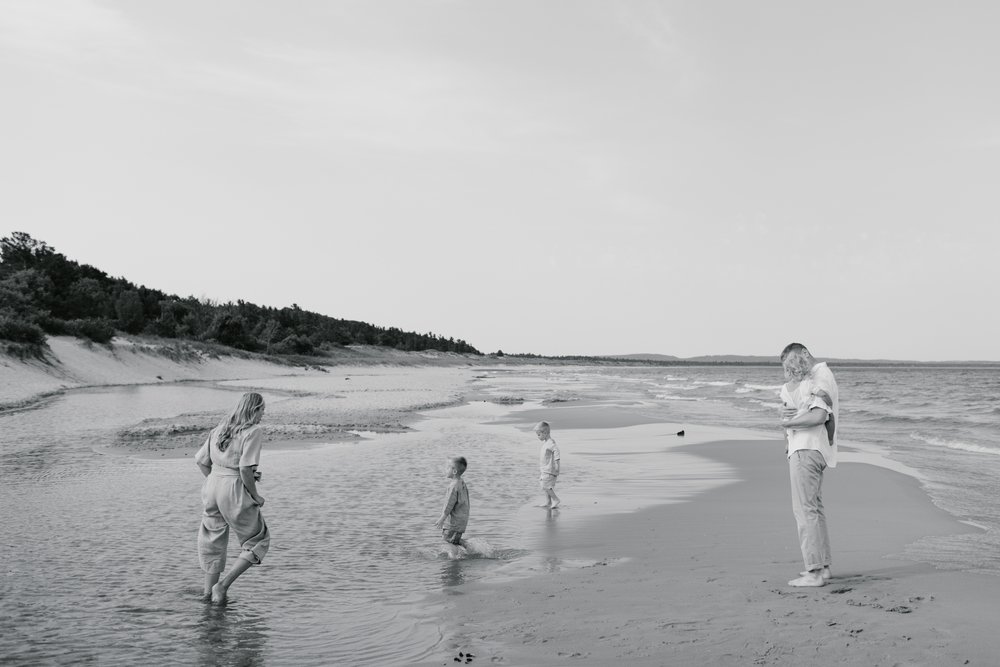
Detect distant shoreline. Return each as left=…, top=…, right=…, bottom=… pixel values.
left=5, top=335, right=997, bottom=413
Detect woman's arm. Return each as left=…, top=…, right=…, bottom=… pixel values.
left=782, top=406, right=829, bottom=429
left=197, top=462, right=212, bottom=477
left=240, top=465, right=265, bottom=506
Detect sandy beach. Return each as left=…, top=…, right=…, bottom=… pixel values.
left=3, top=347, right=999, bottom=665
left=423, top=403, right=999, bottom=666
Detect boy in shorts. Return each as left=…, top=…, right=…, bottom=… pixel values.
left=433, top=456, right=470, bottom=559
left=535, top=421, right=561, bottom=509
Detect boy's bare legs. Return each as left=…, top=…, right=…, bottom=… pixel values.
left=211, top=558, right=253, bottom=602
left=546, top=488, right=560, bottom=509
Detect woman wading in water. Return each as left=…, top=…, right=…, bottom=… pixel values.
left=195, top=392, right=270, bottom=602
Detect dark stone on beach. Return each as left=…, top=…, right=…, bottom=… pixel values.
left=677, top=430, right=685, bottom=436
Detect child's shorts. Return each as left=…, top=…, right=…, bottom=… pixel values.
left=442, top=529, right=464, bottom=545
left=540, top=473, right=558, bottom=490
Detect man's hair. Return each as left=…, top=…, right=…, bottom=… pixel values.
left=780, top=342, right=812, bottom=361
left=452, top=456, right=468, bottom=474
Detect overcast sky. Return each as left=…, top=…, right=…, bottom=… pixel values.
left=2, top=1, right=998, bottom=360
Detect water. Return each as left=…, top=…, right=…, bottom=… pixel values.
left=474, top=364, right=1000, bottom=574
left=2, top=364, right=998, bottom=664
left=0, top=385, right=537, bottom=665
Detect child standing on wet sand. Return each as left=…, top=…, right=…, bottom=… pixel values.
left=535, top=421, right=561, bottom=509
left=433, top=456, right=470, bottom=559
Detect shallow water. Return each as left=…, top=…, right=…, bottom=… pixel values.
left=4, top=379, right=711, bottom=665
left=2, top=364, right=997, bottom=664
left=475, top=364, right=1000, bottom=575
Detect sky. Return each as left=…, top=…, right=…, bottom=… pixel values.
left=2, top=1, right=998, bottom=361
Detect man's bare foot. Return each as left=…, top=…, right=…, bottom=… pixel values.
left=211, top=582, right=228, bottom=603
left=788, top=571, right=826, bottom=587
left=799, top=566, right=831, bottom=581
left=536, top=503, right=551, bottom=508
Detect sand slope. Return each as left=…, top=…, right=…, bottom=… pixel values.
left=0, top=336, right=314, bottom=408
left=0, top=336, right=484, bottom=410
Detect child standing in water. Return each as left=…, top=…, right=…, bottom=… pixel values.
left=433, top=457, right=470, bottom=559
left=195, top=392, right=270, bottom=603
left=535, top=421, right=561, bottom=509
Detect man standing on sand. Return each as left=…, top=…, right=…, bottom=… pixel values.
left=779, top=343, right=839, bottom=587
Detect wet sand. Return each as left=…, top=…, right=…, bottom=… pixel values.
left=426, top=434, right=998, bottom=666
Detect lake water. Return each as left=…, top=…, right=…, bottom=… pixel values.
left=1, top=364, right=997, bottom=664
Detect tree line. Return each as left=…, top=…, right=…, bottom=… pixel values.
left=0, top=232, right=480, bottom=356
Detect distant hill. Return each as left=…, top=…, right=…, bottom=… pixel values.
left=609, top=353, right=776, bottom=364
left=606, top=353, right=999, bottom=366
left=611, top=353, right=682, bottom=362
left=0, top=232, right=480, bottom=356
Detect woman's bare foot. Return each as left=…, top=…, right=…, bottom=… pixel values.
left=211, top=582, right=228, bottom=603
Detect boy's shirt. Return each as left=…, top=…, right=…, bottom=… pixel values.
left=442, top=478, right=470, bottom=532
left=539, top=438, right=560, bottom=475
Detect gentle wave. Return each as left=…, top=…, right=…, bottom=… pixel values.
left=909, top=432, right=1000, bottom=456
left=654, top=394, right=707, bottom=401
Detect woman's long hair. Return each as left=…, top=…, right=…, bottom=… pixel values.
left=214, top=392, right=265, bottom=452
left=782, top=350, right=814, bottom=382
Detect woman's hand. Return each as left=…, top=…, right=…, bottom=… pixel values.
left=253, top=495, right=266, bottom=507
left=254, top=470, right=263, bottom=482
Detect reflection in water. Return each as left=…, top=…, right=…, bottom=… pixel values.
left=197, top=602, right=269, bottom=667
left=440, top=560, right=466, bottom=589
left=544, top=507, right=558, bottom=536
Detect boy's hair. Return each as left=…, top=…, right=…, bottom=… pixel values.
left=534, top=421, right=550, bottom=433
left=452, top=456, right=468, bottom=474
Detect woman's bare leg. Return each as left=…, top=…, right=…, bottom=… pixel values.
left=204, top=572, right=221, bottom=599
left=211, top=558, right=254, bottom=602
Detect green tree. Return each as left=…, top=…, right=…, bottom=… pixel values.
left=115, top=290, right=145, bottom=334
left=260, top=319, right=281, bottom=354
left=0, top=232, right=54, bottom=275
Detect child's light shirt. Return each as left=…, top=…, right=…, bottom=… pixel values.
left=539, top=437, right=561, bottom=475
left=442, top=478, right=470, bottom=532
